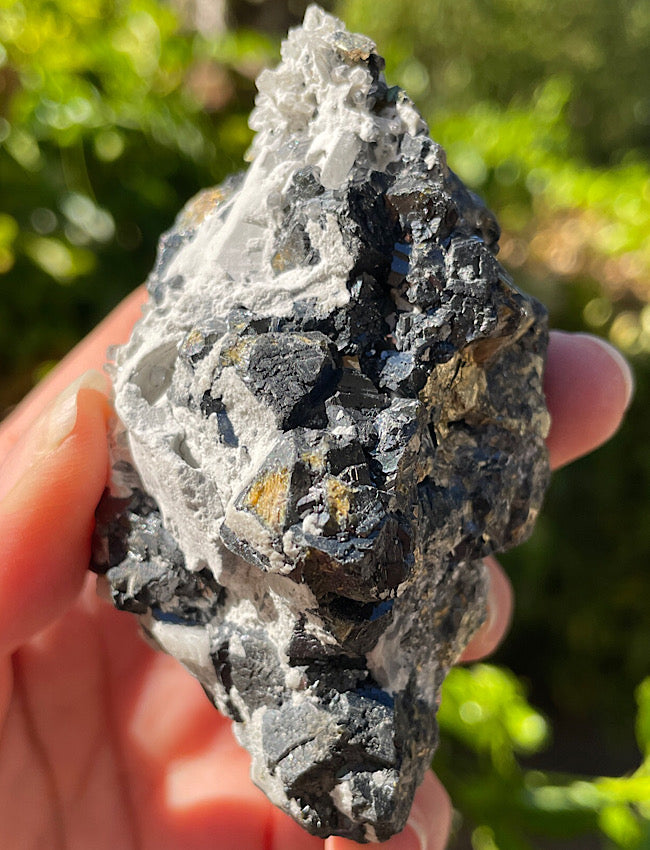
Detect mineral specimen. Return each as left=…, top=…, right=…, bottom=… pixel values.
left=91, top=5, right=551, bottom=842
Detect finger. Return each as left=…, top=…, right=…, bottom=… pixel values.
left=160, top=728, right=281, bottom=849
left=132, top=672, right=325, bottom=848
left=126, top=651, right=235, bottom=766
left=325, top=772, right=452, bottom=850
left=24, top=578, right=324, bottom=850
left=459, top=557, right=513, bottom=663
left=0, top=369, right=109, bottom=502
left=545, top=331, right=633, bottom=470
left=0, top=373, right=111, bottom=654
left=459, top=333, right=634, bottom=663
left=0, top=285, right=147, bottom=462
left=267, top=805, right=326, bottom=850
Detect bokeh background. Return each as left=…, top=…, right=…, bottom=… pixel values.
left=0, top=1, right=648, bottom=847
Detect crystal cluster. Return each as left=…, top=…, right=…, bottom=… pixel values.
left=92, top=6, right=550, bottom=842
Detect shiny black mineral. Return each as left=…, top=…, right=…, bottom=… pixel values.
left=91, top=5, right=551, bottom=842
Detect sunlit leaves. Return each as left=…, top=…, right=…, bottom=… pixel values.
left=599, top=805, right=644, bottom=849
left=439, top=665, right=549, bottom=771
left=438, top=666, right=650, bottom=848
left=23, top=233, right=94, bottom=281
left=0, top=0, right=276, bottom=403
left=339, top=0, right=650, bottom=355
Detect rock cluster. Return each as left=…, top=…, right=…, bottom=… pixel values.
left=92, top=6, right=550, bottom=841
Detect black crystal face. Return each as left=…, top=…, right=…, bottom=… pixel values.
left=91, top=9, right=550, bottom=842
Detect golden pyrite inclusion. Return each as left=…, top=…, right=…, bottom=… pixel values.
left=92, top=6, right=550, bottom=841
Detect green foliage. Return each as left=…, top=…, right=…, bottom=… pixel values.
left=0, top=0, right=276, bottom=405
left=340, top=0, right=650, bottom=164
left=340, top=0, right=650, bottom=355
left=438, top=665, right=550, bottom=770
left=1, top=1, right=649, bottom=847
left=436, top=667, right=650, bottom=849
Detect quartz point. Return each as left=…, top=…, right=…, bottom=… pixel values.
left=91, top=5, right=551, bottom=842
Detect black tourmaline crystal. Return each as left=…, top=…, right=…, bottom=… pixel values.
left=91, top=5, right=550, bottom=841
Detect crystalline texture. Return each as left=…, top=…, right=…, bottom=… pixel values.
left=91, top=6, right=551, bottom=842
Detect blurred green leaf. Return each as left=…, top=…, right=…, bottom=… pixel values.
left=635, top=679, right=650, bottom=760
left=599, top=804, right=643, bottom=848
left=439, top=665, right=550, bottom=769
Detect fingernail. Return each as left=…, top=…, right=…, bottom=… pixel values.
left=325, top=820, right=426, bottom=850
left=37, top=370, right=109, bottom=455
left=0, top=370, right=109, bottom=502
left=575, top=334, right=635, bottom=410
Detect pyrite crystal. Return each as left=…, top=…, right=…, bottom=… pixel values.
left=92, top=6, right=551, bottom=842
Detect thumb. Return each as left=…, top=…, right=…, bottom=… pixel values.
left=0, top=372, right=111, bottom=655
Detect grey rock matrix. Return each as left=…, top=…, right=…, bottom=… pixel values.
left=91, top=6, right=551, bottom=842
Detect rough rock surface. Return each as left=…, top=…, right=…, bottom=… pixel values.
left=91, top=6, right=551, bottom=842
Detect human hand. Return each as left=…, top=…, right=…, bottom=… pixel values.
left=0, top=287, right=633, bottom=850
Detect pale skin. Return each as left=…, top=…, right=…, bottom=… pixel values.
left=0, top=286, right=633, bottom=850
